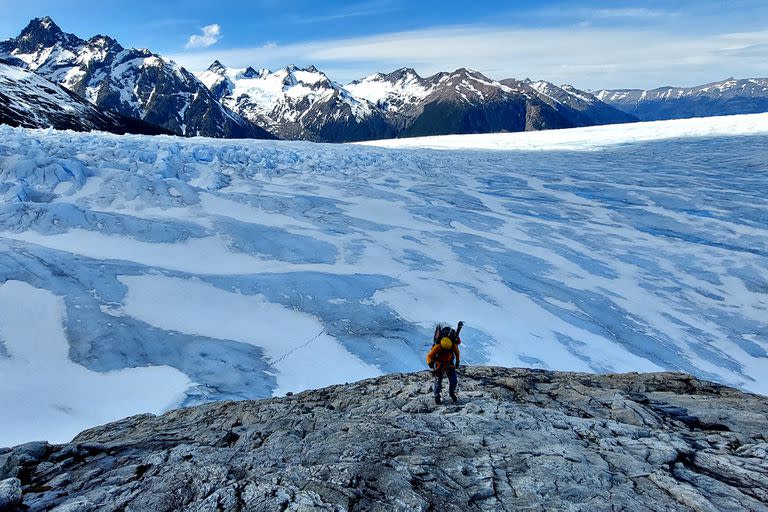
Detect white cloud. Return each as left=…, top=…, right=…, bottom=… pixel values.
left=185, top=24, right=221, bottom=49
left=590, top=8, right=673, bottom=19
left=169, top=24, right=768, bottom=89
left=289, top=0, right=395, bottom=24
left=528, top=6, right=677, bottom=25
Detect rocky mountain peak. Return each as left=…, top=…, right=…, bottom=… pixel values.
left=282, top=64, right=324, bottom=77
left=430, top=68, right=501, bottom=101
left=2, top=368, right=766, bottom=510
left=449, top=67, right=487, bottom=81
left=86, top=34, right=123, bottom=53
left=240, top=66, right=260, bottom=78
left=283, top=65, right=335, bottom=89
left=196, top=61, right=391, bottom=142
left=21, top=16, right=62, bottom=38
left=382, top=67, right=420, bottom=81
left=207, top=59, right=227, bottom=75
left=13, top=16, right=84, bottom=54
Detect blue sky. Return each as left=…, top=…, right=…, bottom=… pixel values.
left=1, top=0, right=766, bottom=88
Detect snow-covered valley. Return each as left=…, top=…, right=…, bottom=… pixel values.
left=1, top=114, right=767, bottom=446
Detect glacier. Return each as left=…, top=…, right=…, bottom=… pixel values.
left=1, top=113, right=767, bottom=446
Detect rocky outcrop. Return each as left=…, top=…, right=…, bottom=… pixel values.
left=2, top=367, right=767, bottom=511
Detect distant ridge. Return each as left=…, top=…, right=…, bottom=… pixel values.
left=202, top=62, right=636, bottom=142
left=0, top=17, right=274, bottom=139
left=595, top=78, right=768, bottom=121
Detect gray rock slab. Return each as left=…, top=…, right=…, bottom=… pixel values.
left=5, top=367, right=768, bottom=511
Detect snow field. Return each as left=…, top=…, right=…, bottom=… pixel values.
left=119, top=274, right=380, bottom=397
left=359, top=112, right=768, bottom=150
left=0, top=280, right=191, bottom=446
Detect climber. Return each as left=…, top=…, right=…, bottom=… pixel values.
left=427, top=331, right=461, bottom=405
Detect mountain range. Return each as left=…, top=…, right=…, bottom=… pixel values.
left=0, top=17, right=272, bottom=139
left=198, top=61, right=394, bottom=142
left=595, top=78, right=768, bottom=121
left=201, top=62, right=638, bottom=142
left=1, top=17, right=767, bottom=142
left=0, top=60, right=170, bottom=135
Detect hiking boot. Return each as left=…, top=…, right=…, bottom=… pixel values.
left=450, top=392, right=458, bottom=403
left=434, top=395, right=441, bottom=405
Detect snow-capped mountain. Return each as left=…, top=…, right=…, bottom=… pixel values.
left=515, top=79, right=637, bottom=126
left=198, top=64, right=636, bottom=142
left=0, top=61, right=170, bottom=135
left=595, top=78, right=768, bottom=121
left=198, top=61, right=392, bottom=142
left=0, top=17, right=273, bottom=139
left=348, top=68, right=577, bottom=136
left=346, top=68, right=433, bottom=126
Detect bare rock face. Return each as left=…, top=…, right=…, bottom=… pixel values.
left=2, top=367, right=768, bottom=511
left=0, top=478, right=22, bottom=509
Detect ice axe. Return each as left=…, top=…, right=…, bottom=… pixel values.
left=455, top=321, right=465, bottom=370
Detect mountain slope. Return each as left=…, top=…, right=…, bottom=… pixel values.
left=198, top=61, right=392, bottom=142
left=2, top=368, right=767, bottom=511
left=0, top=61, right=169, bottom=135
left=0, top=17, right=273, bottom=139
left=349, top=68, right=576, bottom=137
left=596, top=78, right=768, bottom=121
left=510, top=79, right=637, bottom=126
left=346, top=67, right=435, bottom=130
